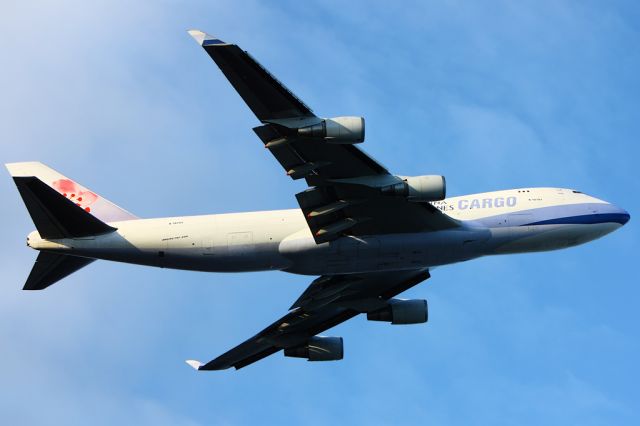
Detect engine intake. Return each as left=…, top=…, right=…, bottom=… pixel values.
left=284, top=336, right=344, bottom=361
left=381, top=175, right=446, bottom=202
left=298, top=116, right=365, bottom=144
left=367, top=299, right=428, bottom=324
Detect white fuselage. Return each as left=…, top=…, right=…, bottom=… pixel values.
left=27, top=188, right=629, bottom=276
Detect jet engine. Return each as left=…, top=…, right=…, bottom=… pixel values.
left=367, top=299, right=428, bottom=324
left=381, top=175, right=446, bottom=202
left=297, top=116, right=365, bottom=143
left=284, top=336, right=344, bottom=361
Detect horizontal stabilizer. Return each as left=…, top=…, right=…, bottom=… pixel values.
left=24, top=252, right=94, bottom=290
left=13, top=176, right=116, bottom=239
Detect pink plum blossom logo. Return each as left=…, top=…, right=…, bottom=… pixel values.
left=51, top=179, right=98, bottom=213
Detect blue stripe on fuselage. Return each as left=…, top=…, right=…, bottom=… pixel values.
left=469, top=203, right=629, bottom=228
left=524, top=213, right=629, bottom=226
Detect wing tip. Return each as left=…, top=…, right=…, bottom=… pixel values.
left=185, top=359, right=203, bottom=370
left=187, top=29, right=226, bottom=46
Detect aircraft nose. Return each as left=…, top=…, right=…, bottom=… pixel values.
left=605, top=204, right=630, bottom=226
left=618, top=207, right=630, bottom=225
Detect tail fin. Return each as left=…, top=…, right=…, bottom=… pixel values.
left=6, top=162, right=131, bottom=290
left=12, top=176, right=116, bottom=239
left=24, top=252, right=94, bottom=290
left=6, top=162, right=137, bottom=223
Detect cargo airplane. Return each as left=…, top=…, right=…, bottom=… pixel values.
left=6, top=30, right=630, bottom=371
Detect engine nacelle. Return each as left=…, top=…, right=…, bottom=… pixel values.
left=297, top=116, right=365, bottom=143
left=381, top=175, right=446, bottom=202
left=367, top=299, right=428, bottom=325
left=284, top=336, right=344, bottom=361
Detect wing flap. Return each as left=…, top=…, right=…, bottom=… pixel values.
left=253, top=124, right=388, bottom=180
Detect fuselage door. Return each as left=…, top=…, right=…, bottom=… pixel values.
left=201, top=236, right=215, bottom=255
left=228, top=231, right=255, bottom=255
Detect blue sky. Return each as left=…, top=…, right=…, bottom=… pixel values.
left=1, top=0, right=638, bottom=424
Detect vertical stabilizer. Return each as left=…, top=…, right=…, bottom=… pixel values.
left=12, top=176, right=117, bottom=239
left=5, top=162, right=137, bottom=223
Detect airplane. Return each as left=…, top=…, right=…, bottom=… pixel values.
left=6, top=30, right=630, bottom=371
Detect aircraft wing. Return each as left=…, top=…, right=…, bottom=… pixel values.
left=187, top=31, right=315, bottom=121
left=187, top=269, right=430, bottom=371
left=189, top=30, right=459, bottom=243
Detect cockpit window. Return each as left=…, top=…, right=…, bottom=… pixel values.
left=572, top=190, right=583, bottom=194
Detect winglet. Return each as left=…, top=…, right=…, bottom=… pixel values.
left=187, top=30, right=226, bottom=46
left=185, top=359, right=203, bottom=370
